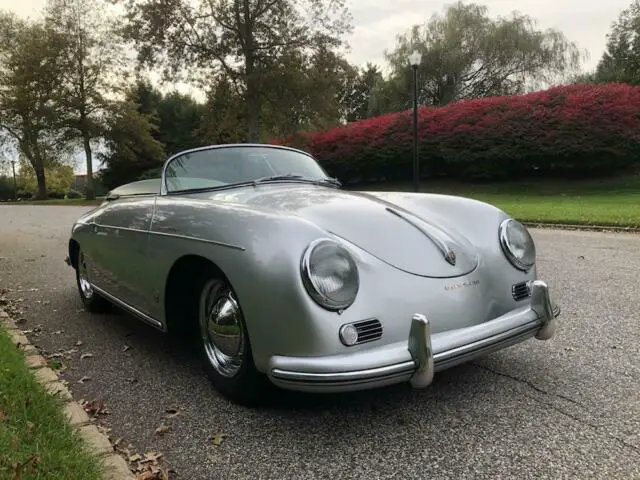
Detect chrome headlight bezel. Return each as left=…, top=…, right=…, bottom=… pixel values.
left=499, top=218, right=536, bottom=271
left=300, top=238, right=360, bottom=311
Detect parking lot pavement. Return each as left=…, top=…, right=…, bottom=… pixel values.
left=1, top=205, right=638, bottom=479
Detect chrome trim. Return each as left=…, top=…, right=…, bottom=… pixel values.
left=271, top=361, right=416, bottom=383
left=353, top=318, right=383, bottom=344
left=268, top=281, right=561, bottom=389
left=160, top=143, right=318, bottom=196
left=78, top=251, right=93, bottom=299
left=150, top=229, right=246, bottom=251
left=511, top=281, right=531, bottom=301
left=433, top=320, right=540, bottom=370
left=91, top=284, right=165, bottom=331
left=338, top=324, right=358, bottom=346
left=199, top=281, right=245, bottom=378
left=531, top=280, right=558, bottom=340
left=386, top=207, right=457, bottom=266
left=499, top=218, right=535, bottom=272
left=300, top=238, right=359, bottom=311
left=90, top=223, right=245, bottom=251
left=408, top=314, right=434, bottom=388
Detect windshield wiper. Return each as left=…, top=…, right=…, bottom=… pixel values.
left=251, top=174, right=342, bottom=188
left=252, top=174, right=305, bottom=185
left=317, top=177, right=342, bottom=187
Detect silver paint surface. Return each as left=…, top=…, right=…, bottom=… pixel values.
left=69, top=145, right=549, bottom=386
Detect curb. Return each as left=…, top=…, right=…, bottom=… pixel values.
left=0, top=315, right=135, bottom=480
left=523, top=222, right=640, bottom=234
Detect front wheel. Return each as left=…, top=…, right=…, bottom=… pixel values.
left=75, top=249, right=111, bottom=313
left=196, top=274, right=268, bottom=405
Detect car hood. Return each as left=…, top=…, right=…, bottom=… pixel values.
left=190, top=184, right=479, bottom=278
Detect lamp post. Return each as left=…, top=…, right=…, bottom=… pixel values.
left=10, top=160, right=17, bottom=199
left=408, top=50, right=421, bottom=193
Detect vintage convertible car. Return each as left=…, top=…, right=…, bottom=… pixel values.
left=66, top=144, right=561, bottom=405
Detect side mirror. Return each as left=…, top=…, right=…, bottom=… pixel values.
left=105, top=192, right=120, bottom=202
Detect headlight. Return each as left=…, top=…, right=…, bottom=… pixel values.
left=301, top=239, right=359, bottom=311
left=499, top=219, right=536, bottom=271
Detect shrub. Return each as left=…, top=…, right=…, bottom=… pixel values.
left=275, top=83, right=640, bottom=182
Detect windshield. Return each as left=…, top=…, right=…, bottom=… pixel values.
left=164, top=145, right=331, bottom=193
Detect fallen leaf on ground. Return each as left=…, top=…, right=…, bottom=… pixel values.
left=81, top=399, right=109, bottom=416
left=164, top=407, right=182, bottom=418
left=154, top=424, right=169, bottom=435
left=209, top=432, right=227, bottom=446
left=0, top=410, right=7, bottom=422
left=122, top=345, right=131, bottom=352
left=78, top=376, right=91, bottom=384
left=80, top=353, right=93, bottom=359
left=75, top=340, right=83, bottom=346
left=141, top=452, right=163, bottom=463
left=129, top=454, right=142, bottom=462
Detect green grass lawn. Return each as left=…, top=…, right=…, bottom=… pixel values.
left=0, top=326, right=103, bottom=479
left=354, top=173, right=640, bottom=228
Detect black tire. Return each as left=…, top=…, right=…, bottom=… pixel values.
left=75, top=248, right=112, bottom=313
left=191, top=267, right=269, bottom=406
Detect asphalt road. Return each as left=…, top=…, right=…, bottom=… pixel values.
left=0, top=205, right=639, bottom=480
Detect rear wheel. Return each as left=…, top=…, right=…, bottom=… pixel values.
left=76, top=249, right=111, bottom=313
left=194, top=270, right=268, bottom=405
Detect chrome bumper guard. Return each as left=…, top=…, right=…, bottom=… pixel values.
left=408, top=280, right=559, bottom=388
left=269, top=280, right=560, bottom=392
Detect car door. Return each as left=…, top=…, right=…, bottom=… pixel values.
left=93, top=195, right=157, bottom=316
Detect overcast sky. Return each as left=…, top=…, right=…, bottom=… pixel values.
left=2, top=0, right=632, bottom=72
left=0, top=0, right=633, bottom=175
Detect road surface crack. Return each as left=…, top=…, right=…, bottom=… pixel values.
left=472, top=363, right=584, bottom=406
left=473, top=363, right=640, bottom=456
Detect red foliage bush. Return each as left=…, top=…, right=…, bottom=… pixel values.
left=274, top=83, right=640, bottom=182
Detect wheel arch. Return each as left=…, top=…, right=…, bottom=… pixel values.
left=68, top=239, right=80, bottom=269
left=163, top=254, right=235, bottom=335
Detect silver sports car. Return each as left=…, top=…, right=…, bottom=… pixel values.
left=66, top=144, right=561, bottom=405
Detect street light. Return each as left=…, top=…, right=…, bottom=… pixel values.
left=408, top=50, right=421, bottom=193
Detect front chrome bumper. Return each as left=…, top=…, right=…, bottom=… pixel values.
left=267, top=280, right=561, bottom=393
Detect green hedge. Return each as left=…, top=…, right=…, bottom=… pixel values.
left=273, top=83, right=640, bottom=182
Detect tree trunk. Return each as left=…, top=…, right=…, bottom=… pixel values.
left=34, top=163, right=47, bottom=200
left=246, top=76, right=260, bottom=142
left=243, top=3, right=260, bottom=143
left=82, top=131, right=95, bottom=200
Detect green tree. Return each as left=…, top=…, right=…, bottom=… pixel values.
left=17, top=159, right=75, bottom=196
left=118, top=0, right=352, bottom=142
left=258, top=42, right=357, bottom=136
left=156, top=91, right=205, bottom=156
left=197, top=75, right=247, bottom=144
left=0, top=12, right=68, bottom=199
left=382, top=1, right=584, bottom=109
left=44, top=0, right=127, bottom=200
left=98, top=97, right=166, bottom=189
left=595, top=0, right=640, bottom=84
left=341, top=63, right=385, bottom=122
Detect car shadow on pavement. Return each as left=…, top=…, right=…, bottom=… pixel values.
left=104, top=304, right=492, bottom=413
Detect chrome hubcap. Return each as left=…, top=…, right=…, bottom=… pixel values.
left=199, top=281, right=245, bottom=378
left=78, top=252, right=93, bottom=299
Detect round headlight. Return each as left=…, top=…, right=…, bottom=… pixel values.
left=301, top=239, right=359, bottom=311
left=499, top=219, right=536, bottom=271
